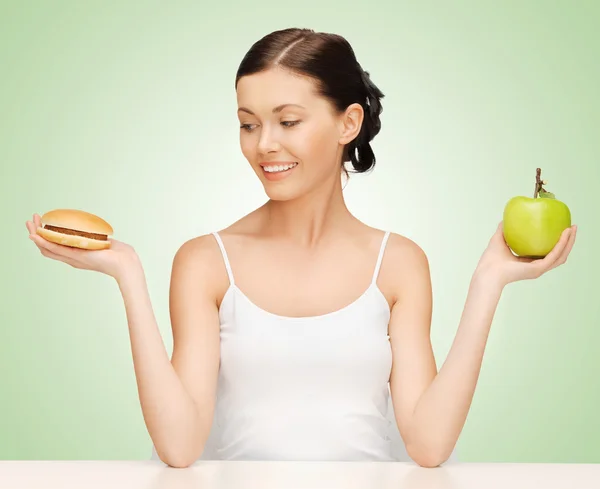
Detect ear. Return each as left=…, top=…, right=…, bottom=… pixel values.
left=338, top=103, right=364, bottom=145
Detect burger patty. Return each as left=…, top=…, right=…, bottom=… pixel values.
left=44, top=225, right=108, bottom=241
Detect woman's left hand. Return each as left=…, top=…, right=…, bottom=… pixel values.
left=476, top=221, right=578, bottom=288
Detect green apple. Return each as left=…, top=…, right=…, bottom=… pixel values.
left=503, top=168, right=571, bottom=258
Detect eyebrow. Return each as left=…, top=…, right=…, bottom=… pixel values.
left=237, top=103, right=306, bottom=115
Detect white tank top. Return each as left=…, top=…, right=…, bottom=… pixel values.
left=149, top=231, right=459, bottom=463
left=200, top=230, right=398, bottom=461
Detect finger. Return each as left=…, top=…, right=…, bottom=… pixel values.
left=30, top=232, right=84, bottom=261
left=516, top=256, right=537, bottom=263
left=489, top=221, right=505, bottom=246
left=548, top=226, right=577, bottom=271
left=26, top=214, right=41, bottom=235
left=496, top=221, right=505, bottom=239
left=38, top=245, right=80, bottom=268
left=530, top=227, right=572, bottom=276
left=515, top=227, right=574, bottom=265
left=547, top=227, right=573, bottom=263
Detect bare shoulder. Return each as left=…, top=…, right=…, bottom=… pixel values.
left=379, top=231, right=431, bottom=304
left=386, top=232, right=430, bottom=268
left=170, top=204, right=266, bottom=302
left=173, top=233, right=221, bottom=272
left=171, top=233, right=230, bottom=305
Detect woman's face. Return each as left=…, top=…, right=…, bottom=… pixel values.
left=236, top=67, right=361, bottom=201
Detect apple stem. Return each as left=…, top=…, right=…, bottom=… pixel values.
left=534, top=168, right=543, bottom=198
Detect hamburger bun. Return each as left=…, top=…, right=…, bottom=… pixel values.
left=36, top=209, right=113, bottom=250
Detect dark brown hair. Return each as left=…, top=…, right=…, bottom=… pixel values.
left=235, top=28, right=385, bottom=177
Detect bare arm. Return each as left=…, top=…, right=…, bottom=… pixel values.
left=388, top=237, right=503, bottom=468
left=116, top=236, right=221, bottom=468
left=389, top=222, right=575, bottom=468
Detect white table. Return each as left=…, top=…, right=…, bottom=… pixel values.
left=1, top=460, right=599, bottom=488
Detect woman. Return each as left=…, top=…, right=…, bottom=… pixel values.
left=26, top=28, right=577, bottom=468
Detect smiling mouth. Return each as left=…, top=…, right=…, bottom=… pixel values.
left=260, top=162, right=298, bottom=181
left=262, top=162, right=298, bottom=173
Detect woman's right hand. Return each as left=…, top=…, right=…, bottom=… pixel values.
left=26, top=213, right=140, bottom=281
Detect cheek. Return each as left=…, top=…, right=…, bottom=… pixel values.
left=301, top=126, right=339, bottom=166
left=239, top=134, right=256, bottom=159
left=238, top=125, right=338, bottom=167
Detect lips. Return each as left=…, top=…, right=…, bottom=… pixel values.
left=260, top=161, right=298, bottom=181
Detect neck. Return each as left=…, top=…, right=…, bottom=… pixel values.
left=260, top=174, right=357, bottom=248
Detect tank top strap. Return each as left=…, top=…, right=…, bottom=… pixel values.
left=371, top=231, right=391, bottom=285
left=212, top=232, right=235, bottom=286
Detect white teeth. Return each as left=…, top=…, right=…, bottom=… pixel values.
left=263, top=162, right=298, bottom=173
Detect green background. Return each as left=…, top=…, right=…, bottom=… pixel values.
left=2, top=0, right=598, bottom=463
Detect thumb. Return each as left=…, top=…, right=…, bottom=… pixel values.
left=489, top=221, right=505, bottom=245
left=494, top=221, right=504, bottom=236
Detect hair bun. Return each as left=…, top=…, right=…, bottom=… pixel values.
left=360, top=69, right=384, bottom=142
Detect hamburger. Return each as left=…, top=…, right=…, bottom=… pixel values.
left=36, top=209, right=113, bottom=250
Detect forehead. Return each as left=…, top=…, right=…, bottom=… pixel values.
left=236, top=68, right=324, bottom=112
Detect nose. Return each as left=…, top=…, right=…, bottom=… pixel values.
left=257, top=126, right=281, bottom=154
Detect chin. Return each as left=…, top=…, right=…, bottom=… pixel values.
left=263, top=188, right=300, bottom=202
left=256, top=177, right=300, bottom=203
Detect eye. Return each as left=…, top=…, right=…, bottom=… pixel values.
left=240, top=121, right=300, bottom=132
